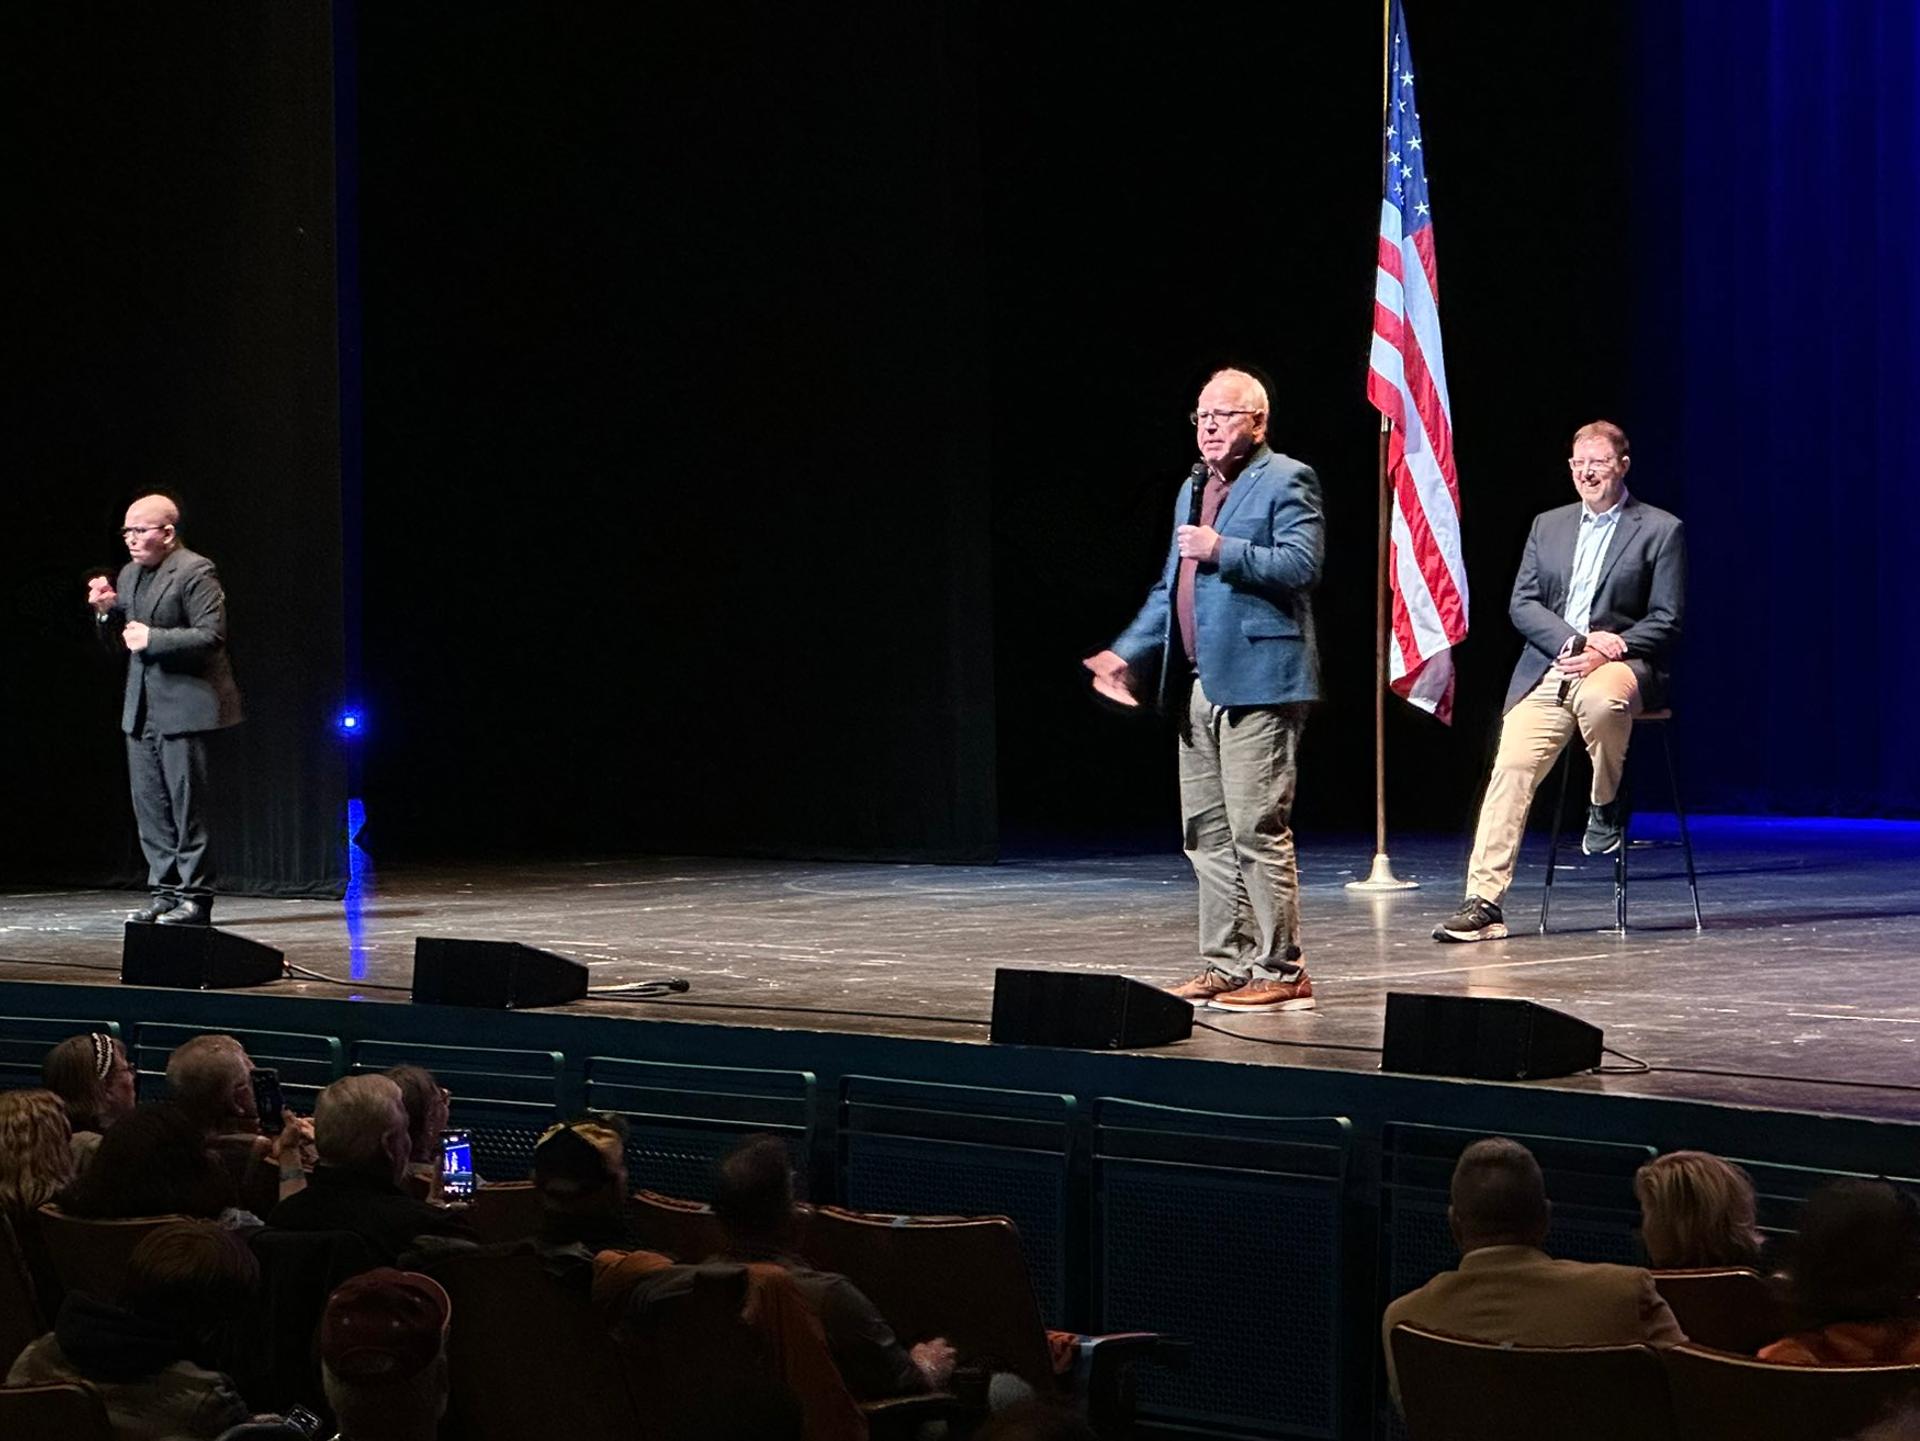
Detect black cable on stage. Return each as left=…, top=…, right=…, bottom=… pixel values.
left=1192, top=1017, right=1385, bottom=1054
left=1596, top=1044, right=1652, bottom=1075
left=283, top=962, right=412, bottom=994
left=1646, top=1062, right=1920, bottom=1096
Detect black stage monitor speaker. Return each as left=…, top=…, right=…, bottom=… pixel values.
left=1382, top=992, right=1603, bottom=1080
left=990, top=968, right=1192, bottom=1050
left=121, top=923, right=283, bottom=990
left=411, top=936, right=589, bottom=1009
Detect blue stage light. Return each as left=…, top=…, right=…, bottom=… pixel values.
left=335, top=708, right=366, bottom=739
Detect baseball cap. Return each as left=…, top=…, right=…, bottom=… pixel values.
left=320, top=1269, right=451, bottom=1385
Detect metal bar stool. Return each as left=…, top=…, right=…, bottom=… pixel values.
left=1539, top=709, right=1702, bottom=934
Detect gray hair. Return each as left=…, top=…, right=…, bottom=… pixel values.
left=1206, top=367, right=1270, bottom=419
left=165, top=1035, right=249, bottom=1128
left=314, top=1074, right=408, bottom=1170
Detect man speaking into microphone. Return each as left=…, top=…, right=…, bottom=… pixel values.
left=1083, top=368, right=1326, bottom=1013
left=86, top=494, right=244, bottom=927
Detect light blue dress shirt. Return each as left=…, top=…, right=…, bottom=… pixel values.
left=1563, top=493, right=1627, bottom=634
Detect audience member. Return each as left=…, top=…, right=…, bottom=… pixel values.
left=319, top=1268, right=452, bottom=1441
left=42, top=1032, right=138, bottom=1172
left=0, top=1088, right=74, bottom=1219
left=1634, top=1149, right=1767, bottom=1270
left=0, top=1088, right=74, bottom=1315
left=1380, top=1137, right=1685, bottom=1407
left=382, top=1064, right=451, bottom=1199
left=166, top=1035, right=312, bottom=1215
left=7, top=1219, right=257, bottom=1439
left=267, top=1075, right=474, bottom=1262
left=530, top=1117, right=631, bottom=1258
left=1761, top=1178, right=1920, bottom=1365
left=711, top=1133, right=955, bottom=1401
left=57, top=1102, right=240, bottom=1223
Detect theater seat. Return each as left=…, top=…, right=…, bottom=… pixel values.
left=1650, top=1269, right=1784, bottom=1355
left=1389, top=1325, right=1677, bottom=1441
left=1663, top=1343, right=1920, bottom=1441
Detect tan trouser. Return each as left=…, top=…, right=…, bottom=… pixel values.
left=1465, top=661, right=1642, bottom=905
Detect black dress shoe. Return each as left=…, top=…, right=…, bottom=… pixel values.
left=130, top=895, right=181, bottom=924
left=154, top=898, right=213, bottom=927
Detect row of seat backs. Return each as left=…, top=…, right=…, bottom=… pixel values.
left=1391, top=1325, right=1920, bottom=1441
left=465, top=1182, right=1059, bottom=1394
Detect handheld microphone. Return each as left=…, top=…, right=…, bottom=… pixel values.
left=1185, top=462, right=1209, bottom=527
left=1556, top=635, right=1587, bottom=704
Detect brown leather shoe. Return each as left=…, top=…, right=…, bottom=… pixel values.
left=1206, top=968, right=1315, bottom=1012
left=1165, top=967, right=1246, bottom=1003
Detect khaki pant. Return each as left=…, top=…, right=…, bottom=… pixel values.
left=1466, top=661, right=1642, bottom=906
left=1177, top=677, right=1307, bottom=977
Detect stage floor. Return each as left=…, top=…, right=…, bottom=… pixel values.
left=4, top=818, right=1919, bottom=1121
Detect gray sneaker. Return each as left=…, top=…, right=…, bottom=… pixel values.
left=1432, top=896, right=1508, bottom=943
left=1583, top=800, right=1626, bottom=856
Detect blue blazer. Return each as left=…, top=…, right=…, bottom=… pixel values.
left=1111, top=445, right=1325, bottom=709
left=1502, top=495, right=1686, bottom=713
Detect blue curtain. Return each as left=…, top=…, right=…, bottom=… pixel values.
left=1635, top=0, right=1920, bottom=815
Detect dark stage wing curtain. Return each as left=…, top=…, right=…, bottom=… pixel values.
left=6, top=4, right=347, bottom=897
left=1634, top=0, right=1920, bottom=816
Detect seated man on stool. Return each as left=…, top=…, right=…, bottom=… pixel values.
left=1433, top=421, right=1685, bottom=943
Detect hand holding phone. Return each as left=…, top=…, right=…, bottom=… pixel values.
left=251, top=1068, right=286, bottom=1136
left=439, top=1128, right=475, bottom=1200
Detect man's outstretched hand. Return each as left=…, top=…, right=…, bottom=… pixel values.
left=1082, top=649, right=1140, bottom=708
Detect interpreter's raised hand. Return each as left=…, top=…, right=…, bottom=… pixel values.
left=1082, top=650, right=1140, bottom=708
left=910, top=1337, right=958, bottom=1390
left=1584, top=629, right=1627, bottom=661
left=86, top=577, right=118, bottom=614
left=1175, top=523, right=1222, bottom=563
left=123, top=621, right=150, bottom=652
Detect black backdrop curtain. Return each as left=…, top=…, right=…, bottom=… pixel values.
left=5, top=4, right=347, bottom=897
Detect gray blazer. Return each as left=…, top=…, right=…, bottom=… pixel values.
left=1503, top=496, right=1686, bottom=713
left=106, top=545, right=244, bottom=736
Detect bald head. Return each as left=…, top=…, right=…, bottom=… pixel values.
left=1448, top=1137, right=1551, bottom=1252
left=122, top=494, right=181, bottom=568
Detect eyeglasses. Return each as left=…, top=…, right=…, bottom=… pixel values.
left=1566, top=457, right=1620, bottom=473
left=1190, top=409, right=1261, bottom=427
left=120, top=525, right=170, bottom=538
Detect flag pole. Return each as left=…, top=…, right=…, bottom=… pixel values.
left=1349, top=0, right=1418, bottom=892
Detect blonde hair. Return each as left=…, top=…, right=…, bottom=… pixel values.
left=0, top=1089, right=75, bottom=1215
left=1634, top=1150, right=1764, bottom=1269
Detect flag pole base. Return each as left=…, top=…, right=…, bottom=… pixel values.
left=1346, top=853, right=1420, bottom=891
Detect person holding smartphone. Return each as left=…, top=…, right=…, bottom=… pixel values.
left=267, top=1076, right=475, bottom=1262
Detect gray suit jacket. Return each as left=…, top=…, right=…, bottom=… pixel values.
left=105, top=545, right=244, bottom=736
left=1503, top=496, right=1686, bottom=713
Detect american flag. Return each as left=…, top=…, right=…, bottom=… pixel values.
left=1367, top=0, right=1468, bottom=722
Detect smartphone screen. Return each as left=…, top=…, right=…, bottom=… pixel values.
left=251, top=1067, right=285, bottom=1136
left=440, top=1128, right=475, bottom=1199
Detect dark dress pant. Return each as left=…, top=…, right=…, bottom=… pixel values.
left=126, top=718, right=213, bottom=898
